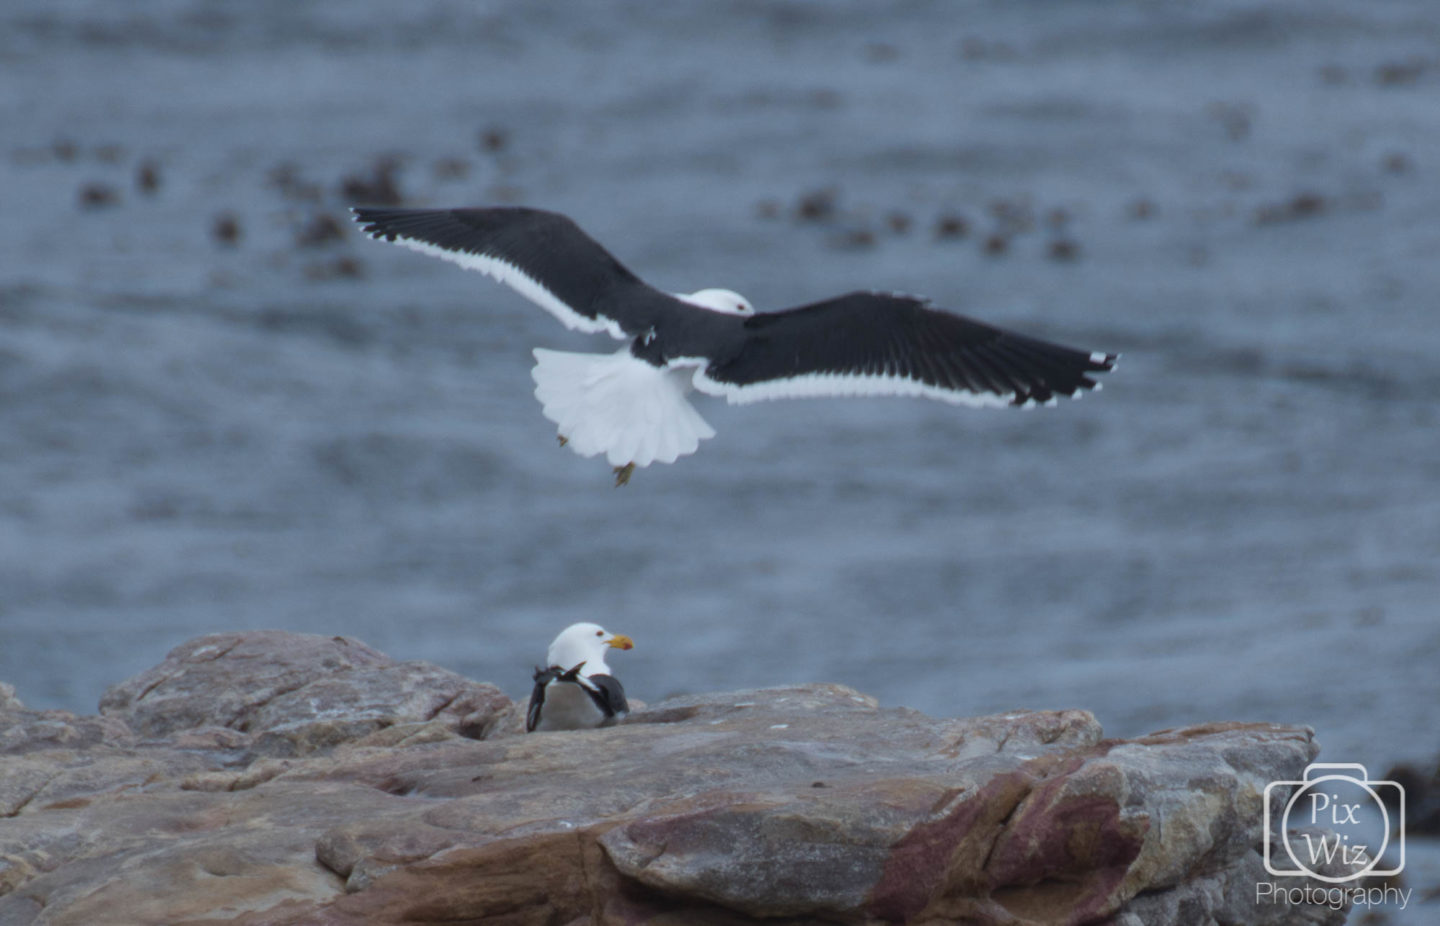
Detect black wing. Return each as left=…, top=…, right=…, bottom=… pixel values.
left=584, top=673, right=629, bottom=724
left=694, top=291, right=1116, bottom=407
left=352, top=206, right=680, bottom=340
left=526, top=665, right=561, bottom=733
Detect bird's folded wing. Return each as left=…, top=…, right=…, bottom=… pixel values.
left=584, top=673, right=629, bottom=720
left=526, top=665, right=562, bottom=732
left=692, top=291, right=1116, bottom=407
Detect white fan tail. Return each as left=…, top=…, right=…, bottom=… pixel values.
left=531, top=348, right=716, bottom=467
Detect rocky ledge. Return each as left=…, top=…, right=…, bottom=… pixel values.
left=0, top=631, right=1348, bottom=925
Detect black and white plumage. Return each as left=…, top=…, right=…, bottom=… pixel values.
left=353, top=206, right=1117, bottom=484
left=526, top=622, right=633, bottom=733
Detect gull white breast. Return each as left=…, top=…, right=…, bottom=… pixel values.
left=526, top=622, right=633, bottom=733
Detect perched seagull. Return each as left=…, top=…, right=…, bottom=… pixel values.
left=526, top=622, right=633, bottom=733
left=353, top=206, right=1117, bottom=485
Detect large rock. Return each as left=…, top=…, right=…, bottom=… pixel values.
left=0, top=632, right=1351, bottom=925
left=98, top=631, right=512, bottom=751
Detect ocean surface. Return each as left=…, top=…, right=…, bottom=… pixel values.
left=2, top=0, right=1437, bottom=864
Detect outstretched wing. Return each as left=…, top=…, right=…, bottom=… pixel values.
left=352, top=206, right=678, bottom=341
left=693, top=291, right=1116, bottom=407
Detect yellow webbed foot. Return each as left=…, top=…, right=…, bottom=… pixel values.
left=612, top=463, right=635, bottom=487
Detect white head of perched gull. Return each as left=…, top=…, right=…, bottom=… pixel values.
left=353, top=206, right=1118, bottom=486
left=526, top=622, right=633, bottom=733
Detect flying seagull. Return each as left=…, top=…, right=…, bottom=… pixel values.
left=353, top=206, right=1117, bottom=485
left=526, top=622, right=633, bottom=733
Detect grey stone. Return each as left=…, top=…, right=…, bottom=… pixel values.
left=0, top=632, right=1355, bottom=925
left=97, top=630, right=512, bottom=754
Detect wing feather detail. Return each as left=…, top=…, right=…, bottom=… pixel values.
left=693, top=291, right=1115, bottom=407
left=352, top=206, right=675, bottom=341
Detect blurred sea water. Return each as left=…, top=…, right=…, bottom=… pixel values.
left=2, top=0, right=1438, bottom=808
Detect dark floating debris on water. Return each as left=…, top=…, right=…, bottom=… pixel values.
left=136, top=159, right=161, bottom=195
left=1047, top=238, right=1080, bottom=261
left=828, top=226, right=876, bottom=250
left=268, top=162, right=322, bottom=203
left=1219, top=170, right=1253, bottom=192
left=303, top=256, right=364, bottom=282
left=988, top=198, right=1033, bottom=234
left=295, top=212, right=347, bottom=248
left=766, top=188, right=1096, bottom=262
left=78, top=182, right=119, bottom=209
left=479, top=127, right=509, bottom=153
left=433, top=157, right=470, bottom=180
left=1206, top=101, right=1253, bottom=142
left=486, top=183, right=525, bottom=204
left=1382, top=152, right=1411, bottom=174
left=1254, top=191, right=1327, bottom=225
left=212, top=212, right=242, bottom=246
left=52, top=138, right=78, bottom=162
left=1375, top=58, right=1428, bottom=87
left=933, top=212, right=968, bottom=240
left=340, top=156, right=403, bottom=206
left=1127, top=197, right=1156, bottom=220
left=794, top=187, right=838, bottom=223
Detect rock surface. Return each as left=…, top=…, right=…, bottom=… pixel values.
left=0, top=632, right=1351, bottom=925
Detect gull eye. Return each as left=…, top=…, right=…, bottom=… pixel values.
left=595, top=630, right=603, bottom=637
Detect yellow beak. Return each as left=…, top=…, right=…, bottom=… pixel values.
left=607, top=634, right=634, bottom=651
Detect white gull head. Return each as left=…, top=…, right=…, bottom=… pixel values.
left=546, top=621, right=634, bottom=675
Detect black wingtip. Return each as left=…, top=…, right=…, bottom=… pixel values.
left=350, top=206, right=378, bottom=238
left=350, top=206, right=406, bottom=242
